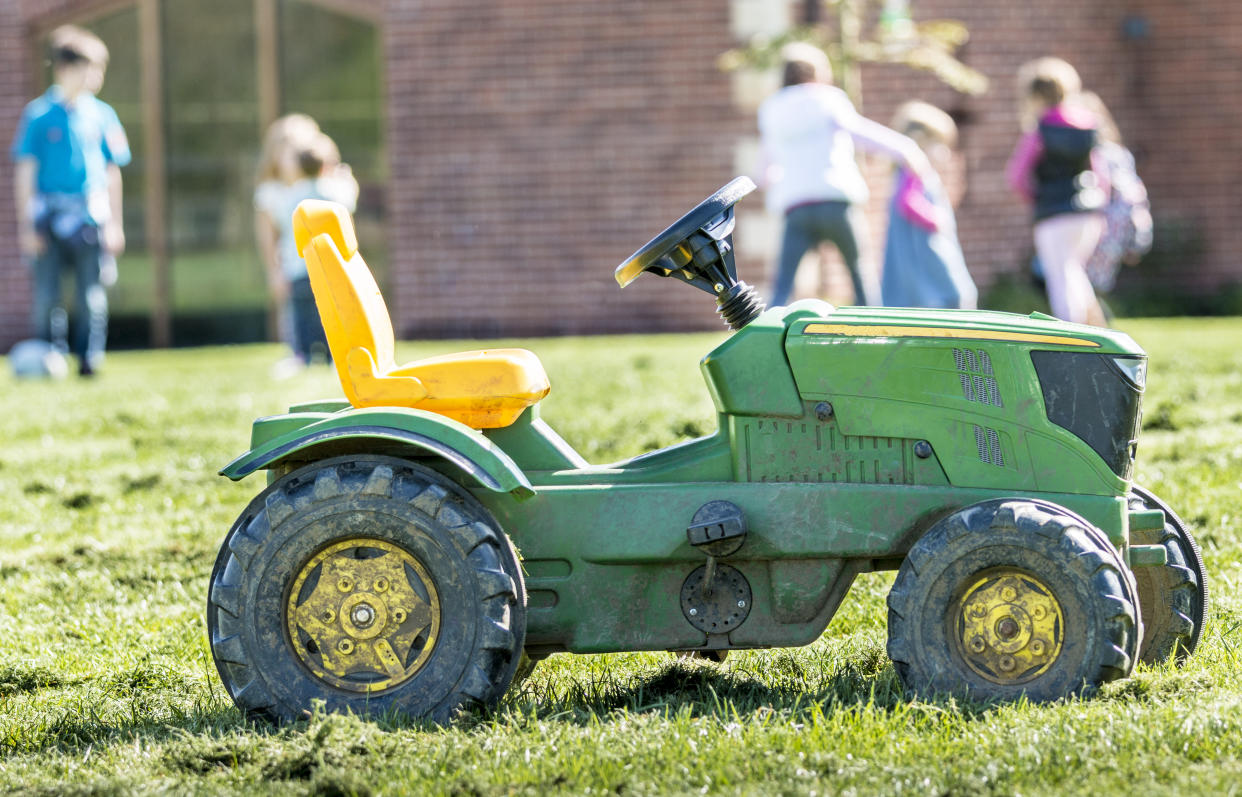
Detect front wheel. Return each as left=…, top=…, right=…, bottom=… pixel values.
left=887, top=500, right=1139, bottom=702
left=207, top=456, right=526, bottom=724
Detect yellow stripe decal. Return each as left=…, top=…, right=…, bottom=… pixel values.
left=803, top=323, right=1101, bottom=348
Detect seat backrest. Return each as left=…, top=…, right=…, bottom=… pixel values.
left=293, top=200, right=397, bottom=383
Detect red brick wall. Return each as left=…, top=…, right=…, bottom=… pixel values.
left=384, top=0, right=749, bottom=337
left=1126, top=0, right=1242, bottom=292
left=0, top=0, right=1239, bottom=351
left=383, top=0, right=1242, bottom=338
left=855, top=1, right=1136, bottom=290
left=846, top=1, right=1238, bottom=301
left=0, top=0, right=133, bottom=351
left=0, top=3, right=30, bottom=348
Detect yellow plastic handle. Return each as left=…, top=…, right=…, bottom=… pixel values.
left=614, top=259, right=647, bottom=289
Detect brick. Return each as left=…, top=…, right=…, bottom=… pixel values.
left=0, top=0, right=1237, bottom=349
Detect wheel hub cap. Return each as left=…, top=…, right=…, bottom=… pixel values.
left=956, top=570, right=1064, bottom=685
left=286, top=538, right=440, bottom=693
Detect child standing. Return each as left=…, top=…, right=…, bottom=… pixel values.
left=12, top=26, right=129, bottom=376
left=881, top=101, right=977, bottom=309
left=254, top=127, right=358, bottom=369
left=1006, top=57, right=1107, bottom=325
left=758, top=43, right=930, bottom=307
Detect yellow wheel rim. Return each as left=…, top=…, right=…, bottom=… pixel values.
left=954, top=569, right=1064, bottom=685
left=286, top=538, right=440, bottom=694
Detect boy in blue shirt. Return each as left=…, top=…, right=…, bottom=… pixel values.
left=12, top=25, right=130, bottom=376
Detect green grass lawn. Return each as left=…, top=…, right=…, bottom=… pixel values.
left=0, top=318, right=1240, bottom=795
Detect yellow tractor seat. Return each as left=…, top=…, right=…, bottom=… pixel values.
left=292, top=200, right=550, bottom=429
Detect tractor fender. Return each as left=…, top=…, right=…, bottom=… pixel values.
left=219, top=406, right=534, bottom=498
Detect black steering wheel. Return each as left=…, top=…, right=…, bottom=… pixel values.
left=614, top=177, right=757, bottom=289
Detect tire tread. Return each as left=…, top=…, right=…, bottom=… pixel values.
left=206, top=456, right=526, bottom=725
left=887, top=499, right=1139, bottom=702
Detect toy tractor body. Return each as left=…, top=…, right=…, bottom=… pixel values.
left=209, top=180, right=1206, bottom=723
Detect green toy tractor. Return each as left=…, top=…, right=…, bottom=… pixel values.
left=208, top=178, right=1207, bottom=723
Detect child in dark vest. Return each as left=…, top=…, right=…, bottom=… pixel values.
left=1006, top=57, right=1107, bottom=325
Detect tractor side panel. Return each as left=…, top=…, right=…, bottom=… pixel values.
left=729, top=409, right=950, bottom=486
left=476, top=482, right=1126, bottom=653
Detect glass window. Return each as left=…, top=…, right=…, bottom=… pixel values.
left=279, top=0, right=387, bottom=284
left=32, top=0, right=387, bottom=346
left=164, top=0, right=267, bottom=341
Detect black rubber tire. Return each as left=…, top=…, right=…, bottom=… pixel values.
left=1130, top=485, right=1208, bottom=665
left=207, top=455, right=526, bottom=724
left=1017, top=498, right=1143, bottom=629
left=887, top=499, right=1139, bottom=702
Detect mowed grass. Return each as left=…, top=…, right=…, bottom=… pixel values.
left=0, top=318, right=1240, bottom=795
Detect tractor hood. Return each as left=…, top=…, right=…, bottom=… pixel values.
left=777, top=303, right=1148, bottom=492
left=784, top=305, right=1144, bottom=356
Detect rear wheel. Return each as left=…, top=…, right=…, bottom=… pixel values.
left=887, top=500, right=1138, bottom=702
left=1130, top=485, right=1208, bottom=665
left=207, top=455, right=526, bottom=724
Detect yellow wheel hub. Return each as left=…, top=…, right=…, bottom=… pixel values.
left=955, top=569, right=1064, bottom=684
left=286, top=538, right=440, bottom=693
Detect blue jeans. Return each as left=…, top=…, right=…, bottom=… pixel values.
left=771, top=200, right=871, bottom=307
left=30, top=225, right=107, bottom=369
left=289, top=277, right=329, bottom=363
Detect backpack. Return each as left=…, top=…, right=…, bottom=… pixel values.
left=1085, top=142, right=1152, bottom=292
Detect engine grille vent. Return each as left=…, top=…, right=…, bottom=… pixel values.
left=955, top=348, right=1002, bottom=407
left=740, top=418, right=919, bottom=484
left=974, top=425, right=1005, bottom=466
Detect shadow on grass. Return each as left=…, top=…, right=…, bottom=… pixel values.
left=5, top=702, right=400, bottom=794
left=5, top=641, right=1083, bottom=763
left=3, top=655, right=890, bottom=760
left=0, top=701, right=246, bottom=758
left=491, top=646, right=968, bottom=726
left=0, top=656, right=258, bottom=758
left=0, top=663, right=74, bottom=696
left=492, top=647, right=1221, bottom=731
